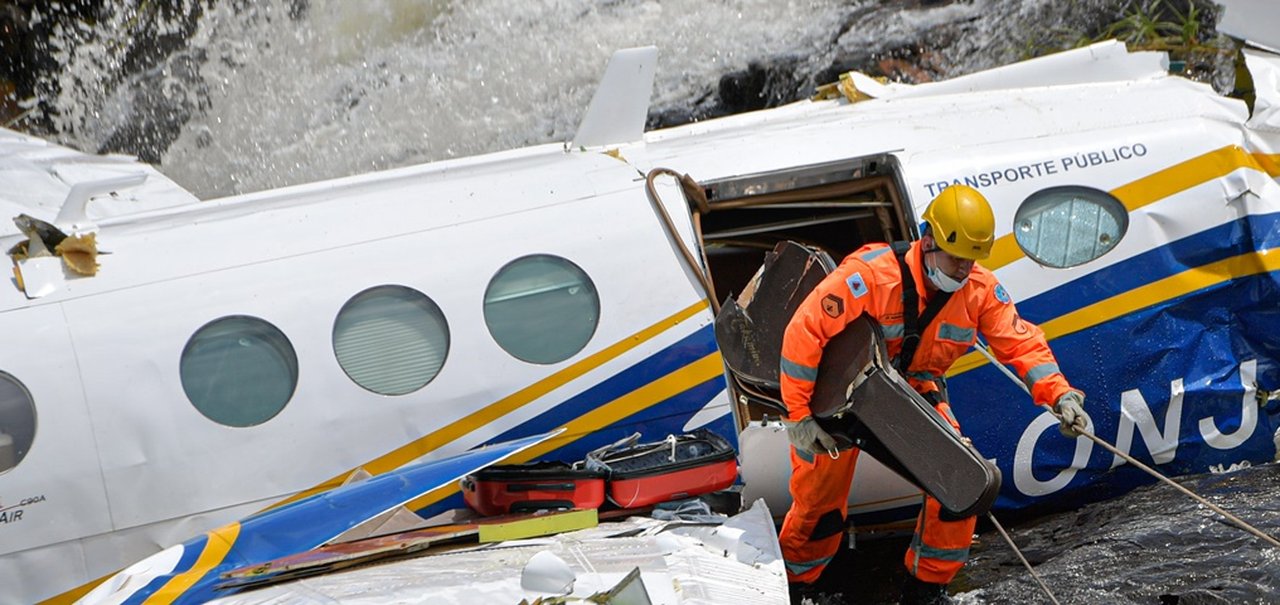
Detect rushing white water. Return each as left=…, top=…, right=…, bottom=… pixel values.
left=41, top=0, right=872, bottom=198
left=33, top=0, right=1225, bottom=200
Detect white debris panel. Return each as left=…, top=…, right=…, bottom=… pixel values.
left=207, top=499, right=787, bottom=605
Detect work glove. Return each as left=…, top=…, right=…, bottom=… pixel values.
left=783, top=416, right=839, bottom=456
left=1053, top=391, right=1090, bottom=438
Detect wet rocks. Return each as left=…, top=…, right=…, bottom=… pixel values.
left=960, top=463, right=1280, bottom=604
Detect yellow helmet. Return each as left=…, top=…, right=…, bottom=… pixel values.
left=921, top=185, right=995, bottom=260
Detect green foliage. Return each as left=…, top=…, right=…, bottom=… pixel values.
left=1100, top=0, right=1213, bottom=51
left=1020, top=0, right=1227, bottom=58
left=1018, top=0, right=1242, bottom=87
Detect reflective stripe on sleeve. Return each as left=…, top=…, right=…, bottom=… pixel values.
left=1022, top=362, right=1061, bottom=388
left=938, top=323, right=975, bottom=343
left=781, top=356, right=819, bottom=382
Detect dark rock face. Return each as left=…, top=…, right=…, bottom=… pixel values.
left=1, top=1, right=203, bottom=147
left=0, top=0, right=304, bottom=159
left=0, top=0, right=97, bottom=129
left=650, top=0, right=1236, bottom=131
left=92, top=51, right=208, bottom=164
left=649, top=56, right=808, bottom=129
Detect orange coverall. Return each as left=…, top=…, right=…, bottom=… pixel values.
left=778, top=240, right=1077, bottom=585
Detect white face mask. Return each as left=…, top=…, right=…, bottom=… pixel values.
left=925, top=251, right=969, bottom=292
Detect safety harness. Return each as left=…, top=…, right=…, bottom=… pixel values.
left=891, top=241, right=953, bottom=403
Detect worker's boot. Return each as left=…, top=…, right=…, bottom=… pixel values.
left=788, top=581, right=819, bottom=604
left=899, top=575, right=954, bottom=605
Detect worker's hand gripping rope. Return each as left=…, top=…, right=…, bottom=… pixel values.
left=1053, top=390, right=1090, bottom=438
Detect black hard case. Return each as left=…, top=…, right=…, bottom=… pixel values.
left=810, top=314, right=1002, bottom=519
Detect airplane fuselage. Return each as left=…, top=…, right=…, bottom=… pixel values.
left=3, top=40, right=1280, bottom=604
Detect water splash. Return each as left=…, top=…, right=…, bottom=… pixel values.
left=32, top=0, right=1234, bottom=201
left=41, top=0, right=860, bottom=199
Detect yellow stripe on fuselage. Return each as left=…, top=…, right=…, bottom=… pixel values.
left=950, top=147, right=1280, bottom=377
left=949, top=247, right=1280, bottom=377
left=143, top=523, right=241, bottom=605
left=984, top=146, right=1279, bottom=272
left=270, top=299, right=711, bottom=509
left=1253, top=152, right=1280, bottom=177
left=118, top=303, right=720, bottom=605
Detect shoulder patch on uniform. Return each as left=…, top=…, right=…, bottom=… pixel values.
left=846, top=272, right=869, bottom=299
left=822, top=294, right=844, bottom=318
left=1011, top=313, right=1030, bottom=334
left=994, top=284, right=1011, bottom=304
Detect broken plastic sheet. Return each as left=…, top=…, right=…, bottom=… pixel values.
left=840, top=41, right=1168, bottom=101
left=1245, top=48, right=1280, bottom=134
left=205, top=499, right=787, bottom=605
left=81, top=432, right=561, bottom=605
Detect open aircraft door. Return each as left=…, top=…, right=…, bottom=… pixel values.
left=657, top=155, right=930, bottom=527
left=669, top=155, right=916, bottom=424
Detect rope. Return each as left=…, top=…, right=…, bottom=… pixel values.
left=644, top=168, right=719, bottom=313
left=985, top=512, right=1062, bottom=605
left=972, top=341, right=1280, bottom=549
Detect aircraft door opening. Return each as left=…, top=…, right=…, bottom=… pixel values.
left=685, top=156, right=915, bottom=424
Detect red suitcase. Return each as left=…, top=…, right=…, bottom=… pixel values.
left=588, top=430, right=738, bottom=509
left=461, top=461, right=606, bottom=516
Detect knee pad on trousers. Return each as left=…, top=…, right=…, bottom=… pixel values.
left=809, top=509, right=846, bottom=542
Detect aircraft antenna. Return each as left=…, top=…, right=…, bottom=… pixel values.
left=55, top=172, right=148, bottom=230
left=571, top=47, right=657, bottom=149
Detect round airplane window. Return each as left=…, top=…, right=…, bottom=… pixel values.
left=0, top=372, right=35, bottom=474
left=1014, top=186, right=1129, bottom=268
left=484, top=255, right=600, bottom=364
left=180, top=316, right=298, bottom=427
left=333, top=285, right=450, bottom=396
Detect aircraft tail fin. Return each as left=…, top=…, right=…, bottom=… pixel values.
left=571, top=46, right=657, bottom=149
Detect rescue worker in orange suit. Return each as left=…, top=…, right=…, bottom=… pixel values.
left=778, top=184, right=1091, bottom=604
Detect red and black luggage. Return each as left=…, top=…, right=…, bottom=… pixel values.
left=461, top=461, right=606, bottom=515
left=586, top=430, right=738, bottom=509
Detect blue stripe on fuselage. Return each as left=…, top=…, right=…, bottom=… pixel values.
left=487, top=324, right=720, bottom=437
left=121, top=534, right=210, bottom=604
left=950, top=270, right=1280, bottom=512
left=414, top=327, right=730, bottom=518
left=1015, top=212, right=1280, bottom=323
